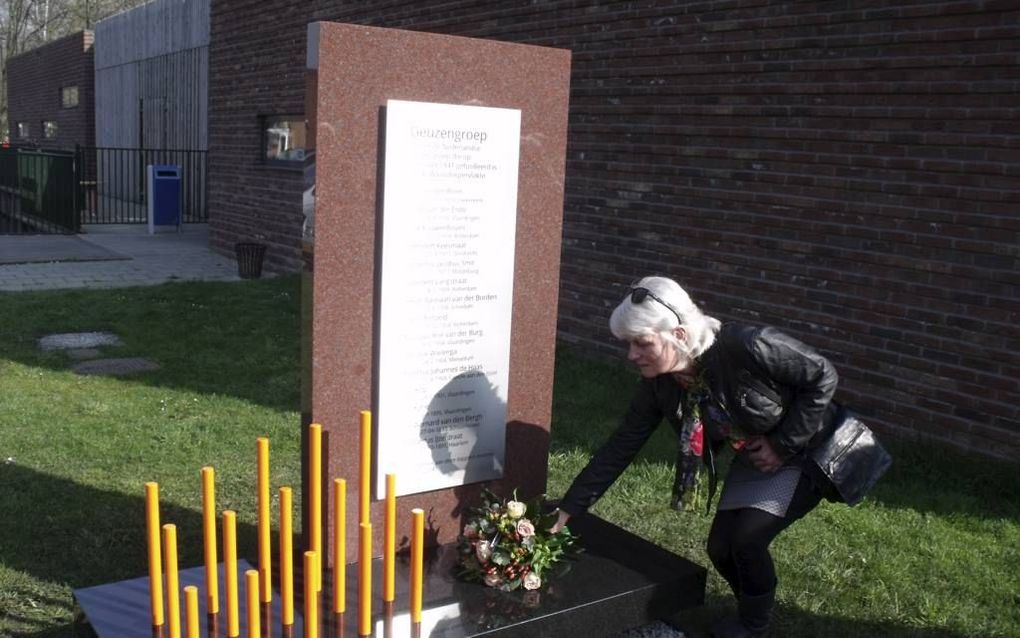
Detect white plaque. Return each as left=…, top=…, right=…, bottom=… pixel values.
left=377, top=99, right=521, bottom=497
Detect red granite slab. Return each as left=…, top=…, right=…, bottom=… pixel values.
left=303, top=22, right=571, bottom=562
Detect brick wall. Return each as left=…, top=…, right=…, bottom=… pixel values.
left=209, top=1, right=1019, bottom=458
left=7, top=31, right=95, bottom=149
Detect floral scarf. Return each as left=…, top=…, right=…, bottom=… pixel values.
left=670, top=370, right=746, bottom=514
left=671, top=371, right=710, bottom=513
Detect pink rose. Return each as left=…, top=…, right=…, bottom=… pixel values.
left=483, top=572, right=503, bottom=588
left=516, top=519, right=535, bottom=538
left=523, top=572, right=542, bottom=590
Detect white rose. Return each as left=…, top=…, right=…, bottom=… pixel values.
left=475, top=540, right=492, bottom=563
left=523, top=572, right=542, bottom=590
left=506, top=500, right=527, bottom=519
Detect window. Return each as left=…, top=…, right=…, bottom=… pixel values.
left=43, top=121, right=58, bottom=139
left=61, top=86, right=79, bottom=108
left=17, top=122, right=29, bottom=139
left=262, top=115, right=306, bottom=164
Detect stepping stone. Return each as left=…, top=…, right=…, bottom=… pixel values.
left=38, top=332, right=123, bottom=351
left=72, top=358, right=160, bottom=376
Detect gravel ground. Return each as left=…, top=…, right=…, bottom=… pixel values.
left=613, top=620, right=687, bottom=637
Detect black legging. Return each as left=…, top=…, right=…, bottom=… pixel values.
left=706, top=471, right=822, bottom=596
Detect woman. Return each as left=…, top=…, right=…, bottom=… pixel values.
left=551, top=276, right=841, bottom=638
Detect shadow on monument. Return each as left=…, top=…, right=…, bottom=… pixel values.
left=0, top=463, right=260, bottom=638
left=418, top=371, right=550, bottom=525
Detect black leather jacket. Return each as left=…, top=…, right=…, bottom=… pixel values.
left=561, top=323, right=840, bottom=517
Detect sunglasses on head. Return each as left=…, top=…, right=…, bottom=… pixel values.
left=629, top=286, right=683, bottom=325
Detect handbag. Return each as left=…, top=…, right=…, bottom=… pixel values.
left=808, top=408, right=892, bottom=506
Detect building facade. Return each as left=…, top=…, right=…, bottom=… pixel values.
left=6, top=31, right=95, bottom=149
left=94, top=0, right=210, bottom=150
left=208, top=1, right=1019, bottom=458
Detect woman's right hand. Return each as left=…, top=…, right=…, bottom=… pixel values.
left=549, top=509, right=571, bottom=534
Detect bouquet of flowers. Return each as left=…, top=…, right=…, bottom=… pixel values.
left=457, top=489, right=578, bottom=592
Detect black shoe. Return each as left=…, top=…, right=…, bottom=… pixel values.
left=710, top=588, right=774, bottom=638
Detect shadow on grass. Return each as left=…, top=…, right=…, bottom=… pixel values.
left=863, top=439, right=1020, bottom=521
left=672, top=592, right=973, bottom=638
left=0, top=277, right=301, bottom=414
left=0, top=463, right=260, bottom=637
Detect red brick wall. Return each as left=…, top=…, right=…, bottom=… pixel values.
left=6, top=31, right=95, bottom=149
left=209, top=1, right=1019, bottom=458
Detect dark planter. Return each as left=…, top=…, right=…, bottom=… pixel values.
left=235, top=242, right=267, bottom=279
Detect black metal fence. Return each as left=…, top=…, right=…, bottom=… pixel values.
left=77, top=146, right=208, bottom=225
left=0, top=145, right=208, bottom=234
left=0, top=146, right=80, bottom=234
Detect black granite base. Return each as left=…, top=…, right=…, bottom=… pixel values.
left=73, top=514, right=705, bottom=637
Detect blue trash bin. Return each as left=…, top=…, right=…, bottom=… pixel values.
left=147, top=164, right=181, bottom=233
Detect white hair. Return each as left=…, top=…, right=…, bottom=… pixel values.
left=609, top=276, right=721, bottom=360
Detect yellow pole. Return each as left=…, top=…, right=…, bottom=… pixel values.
left=359, top=411, right=371, bottom=526
left=384, top=474, right=396, bottom=602
left=163, top=524, right=181, bottom=638
left=245, top=570, right=260, bottom=638
left=223, top=510, right=240, bottom=638
left=359, top=522, right=372, bottom=636
left=184, top=586, right=199, bottom=638
left=145, top=482, right=164, bottom=628
left=257, top=437, right=272, bottom=602
left=201, top=467, right=219, bottom=615
left=304, top=551, right=319, bottom=638
left=280, top=486, right=294, bottom=627
left=333, top=478, right=346, bottom=614
left=310, top=423, right=322, bottom=592
left=410, top=508, right=424, bottom=623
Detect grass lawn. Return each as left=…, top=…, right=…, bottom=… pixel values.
left=1, top=277, right=1017, bottom=637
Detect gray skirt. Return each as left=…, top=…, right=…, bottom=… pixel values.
left=717, top=458, right=803, bottom=517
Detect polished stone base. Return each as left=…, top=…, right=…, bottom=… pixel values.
left=73, top=514, right=705, bottom=637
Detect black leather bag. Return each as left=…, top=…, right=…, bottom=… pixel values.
left=808, top=409, right=891, bottom=506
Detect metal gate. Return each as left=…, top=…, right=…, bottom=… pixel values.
left=77, top=146, right=208, bottom=225
left=0, top=147, right=80, bottom=234
left=0, top=145, right=207, bottom=233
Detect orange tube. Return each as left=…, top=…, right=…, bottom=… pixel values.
left=359, top=411, right=371, bottom=526
left=280, top=486, right=294, bottom=626
left=310, top=423, right=322, bottom=592
left=384, top=474, right=396, bottom=602
left=333, top=478, right=346, bottom=614
left=257, top=437, right=272, bottom=602
left=410, top=509, right=424, bottom=623
left=359, top=522, right=372, bottom=636
left=223, top=510, right=239, bottom=637
left=245, top=570, right=260, bottom=638
left=201, top=467, right=219, bottom=615
left=163, top=524, right=181, bottom=638
left=184, top=586, right=199, bottom=638
left=145, top=482, right=164, bottom=627
left=304, top=551, right=319, bottom=638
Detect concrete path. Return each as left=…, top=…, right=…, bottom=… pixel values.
left=0, top=235, right=129, bottom=265
left=0, top=224, right=243, bottom=291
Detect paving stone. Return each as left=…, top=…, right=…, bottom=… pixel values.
left=38, top=332, right=123, bottom=351
left=71, top=358, right=160, bottom=376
